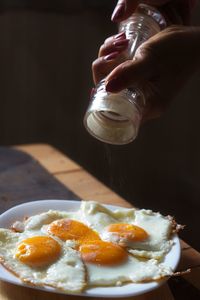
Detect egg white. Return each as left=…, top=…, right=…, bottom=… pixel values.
left=0, top=228, right=86, bottom=293
left=80, top=201, right=174, bottom=260
left=19, top=210, right=73, bottom=231
left=0, top=201, right=177, bottom=292
left=86, top=255, right=172, bottom=286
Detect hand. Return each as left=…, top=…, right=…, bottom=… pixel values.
left=111, top=0, right=196, bottom=25
left=93, top=26, right=200, bottom=121
left=92, top=32, right=129, bottom=85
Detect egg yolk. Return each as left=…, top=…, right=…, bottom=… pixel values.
left=15, top=236, right=61, bottom=267
left=47, top=219, right=101, bottom=245
left=80, top=240, right=128, bottom=266
left=107, top=223, right=148, bottom=242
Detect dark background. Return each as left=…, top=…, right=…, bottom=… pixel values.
left=0, top=0, right=199, bottom=250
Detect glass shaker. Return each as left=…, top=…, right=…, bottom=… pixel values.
left=84, top=3, right=167, bottom=145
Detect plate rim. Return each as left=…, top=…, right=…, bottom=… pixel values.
left=0, top=199, right=181, bottom=298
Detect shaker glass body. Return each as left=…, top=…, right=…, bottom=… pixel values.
left=84, top=4, right=166, bottom=145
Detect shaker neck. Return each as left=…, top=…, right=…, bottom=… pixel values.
left=119, top=14, right=161, bottom=39
left=135, top=3, right=167, bottom=30
left=119, top=3, right=167, bottom=37
left=118, top=4, right=166, bottom=59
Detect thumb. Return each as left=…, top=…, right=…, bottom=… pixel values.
left=105, top=53, right=152, bottom=93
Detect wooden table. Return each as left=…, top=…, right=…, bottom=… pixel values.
left=0, top=144, right=200, bottom=300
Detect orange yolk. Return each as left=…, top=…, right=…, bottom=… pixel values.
left=15, top=236, right=61, bottom=267
left=107, top=223, right=148, bottom=242
left=80, top=240, right=128, bottom=266
left=47, top=219, right=101, bottom=245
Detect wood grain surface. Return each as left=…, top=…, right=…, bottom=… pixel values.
left=0, top=147, right=79, bottom=213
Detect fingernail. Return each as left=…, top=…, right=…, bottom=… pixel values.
left=115, top=32, right=126, bottom=40
left=114, top=39, right=129, bottom=47
left=111, top=1, right=126, bottom=22
left=106, top=78, right=121, bottom=92
left=104, top=51, right=119, bottom=61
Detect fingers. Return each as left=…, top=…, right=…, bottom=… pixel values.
left=111, top=0, right=139, bottom=22
left=105, top=53, right=152, bottom=93
left=92, top=53, right=119, bottom=85
left=93, top=51, right=127, bottom=85
left=98, top=32, right=129, bottom=57
left=93, top=33, right=129, bottom=85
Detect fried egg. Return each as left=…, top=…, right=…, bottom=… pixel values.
left=80, top=201, right=174, bottom=260
left=0, top=201, right=178, bottom=292
left=43, top=215, right=173, bottom=287
left=86, top=256, right=172, bottom=286
left=0, top=229, right=86, bottom=293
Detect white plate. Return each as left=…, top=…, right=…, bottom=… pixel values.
left=0, top=200, right=181, bottom=298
